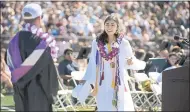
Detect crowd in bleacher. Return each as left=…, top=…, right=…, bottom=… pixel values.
left=1, top=0, right=189, bottom=85
left=1, top=1, right=189, bottom=53
left=1, top=1, right=189, bottom=82
left=1, top=1, right=189, bottom=111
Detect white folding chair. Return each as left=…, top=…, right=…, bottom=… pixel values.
left=1, top=107, right=15, bottom=111
left=1, top=93, right=4, bottom=98
left=54, top=66, right=77, bottom=111
left=130, top=73, right=156, bottom=111
left=70, top=71, right=87, bottom=108
left=128, top=77, right=147, bottom=110
left=71, top=71, right=97, bottom=108
left=71, top=71, right=85, bottom=87
left=150, top=83, right=162, bottom=110
left=149, top=72, right=161, bottom=83
left=148, top=72, right=162, bottom=110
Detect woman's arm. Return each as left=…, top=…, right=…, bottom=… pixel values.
left=121, top=38, right=146, bottom=70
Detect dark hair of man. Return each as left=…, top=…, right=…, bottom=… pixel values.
left=96, top=14, right=120, bottom=45
left=169, top=52, right=181, bottom=58
left=64, top=48, right=73, bottom=55
left=23, top=12, right=38, bottom=23
left=144, top=51, right=155, bottom=62
left=160, top=40, right=171, bottom=51
left=135, top=49, right=146, bottom=61
left=171, top=46, right=182, bottom=53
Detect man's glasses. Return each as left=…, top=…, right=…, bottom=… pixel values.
left=66, top=52, right=73, bottom=55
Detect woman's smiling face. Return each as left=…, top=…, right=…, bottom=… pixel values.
left=104, top=20, right=117, bottom=36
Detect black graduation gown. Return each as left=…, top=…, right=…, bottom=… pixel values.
left=5, top=31, right=58, bottom=111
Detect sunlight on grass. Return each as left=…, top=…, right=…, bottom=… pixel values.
left=1, top=95, right=95, bottom=111
left=1, top=95, right=15, bottom=107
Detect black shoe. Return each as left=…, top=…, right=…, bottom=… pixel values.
left=95, top=106, right=98, bottom=111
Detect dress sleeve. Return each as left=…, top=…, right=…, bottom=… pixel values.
left=73, top=40, right=97, bottom=103
left=120, top=38, right=134, bottom=58
left=121, top=38, right=146, bottom=70
left=82, top=39, right=97, bottom=84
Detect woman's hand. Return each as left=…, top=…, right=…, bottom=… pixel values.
left=91, top=83, right=98, bottom=96
left=126, top=57, right=133, bottom=65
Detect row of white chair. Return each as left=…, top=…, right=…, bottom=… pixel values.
left=130, top=72, right=162, bottom=110
left=54, top=63, right=162, bottom=111
left=53, top=66, right=96, bottom=111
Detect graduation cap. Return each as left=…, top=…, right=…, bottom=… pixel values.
left=77, top=47, right=91, bottom=59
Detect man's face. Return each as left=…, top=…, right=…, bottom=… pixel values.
left=36, top=15, right=43, bottom=28
left=40, top=15, right=44, bottom=27
left=64, top=51, right=73, bottom=61
left=159, top=50, right=169, bottom=58
left=169, top=55, right=180, bottom=66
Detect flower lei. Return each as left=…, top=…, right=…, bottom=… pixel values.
left=97, top=33, right=124, bottom=61
left=22, top=23, right=58, bottom=60
left=96, top=33, right=125, bottom=109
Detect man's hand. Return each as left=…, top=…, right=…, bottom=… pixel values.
left=1, top=72, right=13, bottom=88
left=6, top=79, right=13, bottom=88
left=60, top=75, right=72, bottom=80
left=78, top=80, right=86, bottom=85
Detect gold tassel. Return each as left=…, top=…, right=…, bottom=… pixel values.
left=111, top=58, right=116, bottom=89
left=111, top=80, right=115, bottom=88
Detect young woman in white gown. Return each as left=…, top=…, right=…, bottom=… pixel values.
left=73, top=14, right=146, bottom=111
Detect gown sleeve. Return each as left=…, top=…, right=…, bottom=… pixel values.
left=121, top=38, right=146, bottom=70
left=82, top=39, right=97, bottom=84
left=72, top=39, right=97, bottom=103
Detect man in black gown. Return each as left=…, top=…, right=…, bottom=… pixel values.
left=5, top=3, right=58, bottom=111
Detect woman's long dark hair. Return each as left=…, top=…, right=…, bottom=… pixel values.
left=96, top=14, right=120, bottom=45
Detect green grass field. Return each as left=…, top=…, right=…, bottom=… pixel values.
left=1, top=95, right=95, bottom=111
left=1, top=95, right=14, bottom=107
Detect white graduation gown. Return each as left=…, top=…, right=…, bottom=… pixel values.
left=73, top=38, right=146, bottom=111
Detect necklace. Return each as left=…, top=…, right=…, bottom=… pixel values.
left=97, top=33, right=124, bottom=61
left=22, top=23, right=58, bottom=59
left=107, top=43, right=116, bottom=68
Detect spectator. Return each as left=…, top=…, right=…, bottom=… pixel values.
left=158, top=49, right=169, bottom=59
left=58, top=48, right=79, bottom=88
left=1, top=1, right=189, bottom=81
left=157, top=52, right=182, bottom=83
left=58, top=48, right=79, bottom=104
left=143, top=51, right=155, bottom=62
left=135, top=49, right=146, bottom=60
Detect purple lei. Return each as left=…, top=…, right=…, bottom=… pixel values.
left=98, top=33, right=124, bottom=61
